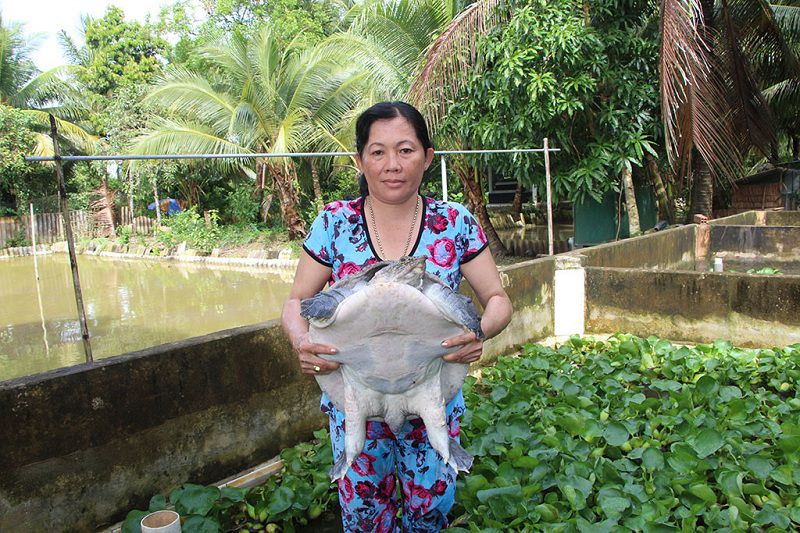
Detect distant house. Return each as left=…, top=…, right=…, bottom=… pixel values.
left=715, top=163, right=800, bottom=217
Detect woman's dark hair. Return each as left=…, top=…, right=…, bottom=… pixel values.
left=355, top=101, right=433, bottom=196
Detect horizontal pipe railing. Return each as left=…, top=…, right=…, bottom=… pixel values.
left=25, top=148, right=558, bottom=163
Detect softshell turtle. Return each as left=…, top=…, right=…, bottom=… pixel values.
left=300, top=255, right=483, bottom=481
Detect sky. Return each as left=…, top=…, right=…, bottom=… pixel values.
left=1, top=0, right=175, bottom=71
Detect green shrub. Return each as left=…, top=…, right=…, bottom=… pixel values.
left=117, top=225, right=133, bottom=245
left=6, top=227, right=30, bottom=248
left=156, top=207, right=221, bottom=253
left=225, top=187, right=260, bottom=225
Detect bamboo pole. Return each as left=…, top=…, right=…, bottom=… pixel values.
left=50, top=114, right=93, bottom=363
left=544, top=138, right=554, bottom=255
left=30, top=203, right=40, bottom=281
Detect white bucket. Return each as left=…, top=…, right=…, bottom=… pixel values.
left=140, top=510, right=181, bottom=533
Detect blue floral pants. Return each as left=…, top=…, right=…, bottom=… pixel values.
left=323, top=393, right=465, bottom=533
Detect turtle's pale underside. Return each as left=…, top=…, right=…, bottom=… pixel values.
left=301, top=256, right=482, bottom=481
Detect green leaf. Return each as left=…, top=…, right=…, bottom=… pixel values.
left=170, top=484, right=220, bottom=517
left=599, top=495, right=631, bottom=516
left=121, top=510, right=149, bottom=533
left=267, top=486, right=295, bottom=515
left=651, top=379, right=682, bottom=391
left=746, top=455, right=774, bottom=480
left=718, top=385, right=742, bottom=402
left=691, top=429, right=724, bottom=458
left=604, top=422, right=630, bottom=446
left=688, top=483, right=716, bottom=504
left=148, top=494, right=167, bottom=512
left=642, top=447, right=665, bottom=470
left=695, top=375, right=718, bottom=396
left=181, top=515, right=221, bottom=533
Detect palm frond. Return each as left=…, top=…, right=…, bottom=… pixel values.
left=129, top=118, right=251, bottom=173
left=22, top=109, right=97, bottom=154
left=407, top=0, right=508, bottom=132
left=771, top=4, right=800, bottom=44
left=660, top=0, right=743, bottom=183
left=763, top=77, right=800, bottom=126
left=716, top=0, right=780, bottom=159
left=723, top=0, right=800, bottom=88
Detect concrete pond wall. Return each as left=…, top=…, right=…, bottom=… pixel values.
left=582, top=211, right=800, bottom=347
left=3, top=209, right=798, bottom=530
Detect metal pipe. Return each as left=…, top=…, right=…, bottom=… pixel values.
left=440, top=155, right=448, bottom=202
left=49, top=114, right=93, bottom=363
left=25, top=147, right=559, bottom=163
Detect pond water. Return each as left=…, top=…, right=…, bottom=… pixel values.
left=668, top=258, right=800, bottom=275
left=0, top=254, right=293, bottom=382
left=497, top=224, right=574, bottom=256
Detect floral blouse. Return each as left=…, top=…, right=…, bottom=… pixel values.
left=303, top=195, right=488, bottom=291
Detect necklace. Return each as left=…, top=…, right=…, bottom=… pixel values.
left=368, top=195, right=420, bottom=259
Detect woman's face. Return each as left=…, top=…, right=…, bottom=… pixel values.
left=356, top=116, right=434, bottom=204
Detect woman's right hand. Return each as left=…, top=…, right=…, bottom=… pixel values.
left=293, top=333, right=340, bottom=375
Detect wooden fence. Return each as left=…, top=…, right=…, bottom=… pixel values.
left=0, top=208, right=155, bottom=249
left=0, top=211, right=92, bottom=249
left=119, top=207, right=156, bottom=235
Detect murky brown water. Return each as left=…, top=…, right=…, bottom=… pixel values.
left=0, top=254, right=293, bottom=381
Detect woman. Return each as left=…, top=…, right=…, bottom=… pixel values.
left=281, top=101, right=512, bottom=532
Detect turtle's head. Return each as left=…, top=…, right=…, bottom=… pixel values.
left=372, top=255, right=427, bottom=289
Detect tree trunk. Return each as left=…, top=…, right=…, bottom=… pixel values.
left=91, top=179, right=116, bottom=238
left=152, top=176, right=161, bottom=226
left=310, top=159, right=323, bottom=212
left=511, top=181, right=524, bottom=215
left=646, top=153, right=674, bottom=223
left=270, top=163, right=306, bottom=240
left=690, top=154, right=713, bottom=220
left=127, top=168, right=134, bottom=215
left=452, top=160, right=507, bottom=257
left=687, top=0, right=715, bottom=222
left=792, top=135, right=799, bottom=160
left=253, top=160, right=274, bottom=223
left=621, top=166, right=640, bottom=235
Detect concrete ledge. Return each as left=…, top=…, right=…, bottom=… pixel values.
left=479, top=258, right=555, bottom=362
left=569, top=224, right=696, bottom=269
left=766, top=211, right=800, bottom=226
left=711, top=225, right=800, bottom=259
left=586, top=267, right=800, bottom=347
left=0, top=322, right=325, bottom=531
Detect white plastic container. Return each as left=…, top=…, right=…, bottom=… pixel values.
left=141, top=510, right=181, bottom=533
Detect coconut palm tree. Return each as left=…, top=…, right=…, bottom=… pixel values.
left=132, top=26, right=368, bottom=239
left=0, top=15, right=96, bottom=155
left=0, top=13, right=96, bottom=155
left=660, top=0, right=799, bottom=218
left=764, top=1, right=800, bottom=157
left=322, top=0, right=509, bottom=254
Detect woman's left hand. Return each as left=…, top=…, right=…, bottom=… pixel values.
left=441, top=332, right=483, bottom=364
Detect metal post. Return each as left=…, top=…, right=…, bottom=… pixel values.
left=30, top=203, right=40, bottom=281
left=50, top=114, right=93, bottom=363
left=544, top=138, right=554, bottom=255
left=440, top=155, right=448, bottom=202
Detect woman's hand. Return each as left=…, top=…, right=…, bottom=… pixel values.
left=293, top=333, right=340, bottom=375
left=441, top=332, right=483, bottom=364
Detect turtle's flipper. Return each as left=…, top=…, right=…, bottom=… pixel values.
left=422, top=282, right=484, bottom=339
left=300, top=288, right=353, bottom=323
left=448, top=439, right=473, bottom=472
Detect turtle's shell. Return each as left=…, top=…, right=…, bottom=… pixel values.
left=310, top=281, right=469, bottom=413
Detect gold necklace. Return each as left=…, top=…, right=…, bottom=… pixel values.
left=368, top=195, right=420, bottom=259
